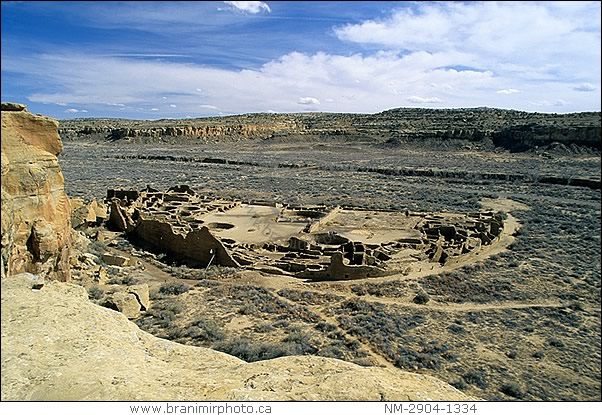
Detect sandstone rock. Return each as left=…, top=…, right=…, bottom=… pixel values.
left=108, top=201, right=133, bottom=232
left=69, top=198, right=89, bottom=229
left=85, top=206, right=98, bottom=223
left=12, top=272, right=45, bottom=290
left=1, top=275, right=474, bottom=401
left=1, top=106, right=72, bottom=281
left=80, top=252, right=99, bottom=268
left=102, top=253, right=130, bottom=267
left=69, top=199, right=107, bottom=228
left=1, top=102, right=27, bottom=111
left=93, top=267, right=108, bottom=285
left=58, top=108, right=601, bottom=154
left=29, top=220, right=61, bottom=262
left=127, top=284, right=150, bottom=311
left=90, top=200, right=107, bottom=221
left=103, top=291, right=141, bottom=319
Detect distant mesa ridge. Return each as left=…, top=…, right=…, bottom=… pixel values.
left=59, top=107, right=601, bottom=152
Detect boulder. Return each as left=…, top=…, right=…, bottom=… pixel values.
left=103, top=291, right=141, bottom=319
left=90, top=200, right=108, bottom=222
left=102, top=253, right=130, bottom=267
left=69, top=198, right=89, bottom=229
left=127, top=284, right=150, bottom=311
left=93, top=267, right=109, bottom=285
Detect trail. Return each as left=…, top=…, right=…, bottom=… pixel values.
left=270, top=289, right=396, bottom=369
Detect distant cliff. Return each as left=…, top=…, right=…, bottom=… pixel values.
left=59, top=108, right=601, bottom=152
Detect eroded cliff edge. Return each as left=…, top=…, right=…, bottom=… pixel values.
left=1, top=103, right=72, bottom=281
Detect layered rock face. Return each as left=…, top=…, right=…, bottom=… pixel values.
left=1, top=103, right=72, bottom=281
left=59, top=108, right=601, bottom=151
left=1, top=275, right=473, bottom=401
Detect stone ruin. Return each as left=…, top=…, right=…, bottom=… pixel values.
left=103, top=185, right=506, bottom=281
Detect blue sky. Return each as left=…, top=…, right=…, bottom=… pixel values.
left=1, top=1, right=600, bottom=119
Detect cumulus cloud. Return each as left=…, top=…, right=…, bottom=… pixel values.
left=334, top=1, right=601, bottom=85
left=223, top=1, right=270, bottom=14
left=170, top=104, right=177, bottom=108
left=2, top=1, right=600, bottom=117
left=407, top=96, right=442, bottom=104
left=574, top=83, right=596, bottom=92
left=65, top=108, right=87, bottom=113
left=298, top=96, right=320, bottom=105
left=10, top=37, right=597, bottom=117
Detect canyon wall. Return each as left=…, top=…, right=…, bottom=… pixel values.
left=59, top=108, right=601, bottom=151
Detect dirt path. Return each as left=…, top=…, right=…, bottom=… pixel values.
left=357, top=294, right=565, bottom=312
left=269, top=288, right=396, bottom=369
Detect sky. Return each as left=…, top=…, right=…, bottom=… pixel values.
left=1, top=1, right=600, bottom=119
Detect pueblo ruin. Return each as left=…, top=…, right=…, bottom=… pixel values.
left=106, top=184, right=506, bottom=281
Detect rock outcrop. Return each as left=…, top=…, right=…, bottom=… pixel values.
left=1, top=103, right=72, bottom=281
left=1, top=275, right=473, bottom=401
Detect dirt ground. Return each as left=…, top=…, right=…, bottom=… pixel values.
left=65, top=139, right=601, bottom=401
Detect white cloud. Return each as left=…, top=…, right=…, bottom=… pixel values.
left=170, top=104, right=177, bottom=108
left=11, top=41, right=597, bottom=117
left=223, top=1, right=270, bottom=14
left=65, top=108, right=87, bottom=113
left=150, top=108, right=159, bottom=111
left=574, top=83, right=596, bottom=92
left=531, top=99, right=569, bottom=107
left=298, top=97, right=320, bottom=105
left=334, top=2, right=601, bottom=85
left=2, top=1, right=599, bottom=117
left=200, top=104, right=218, bottom=109
left=407, top=96, right=442, bottom=104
